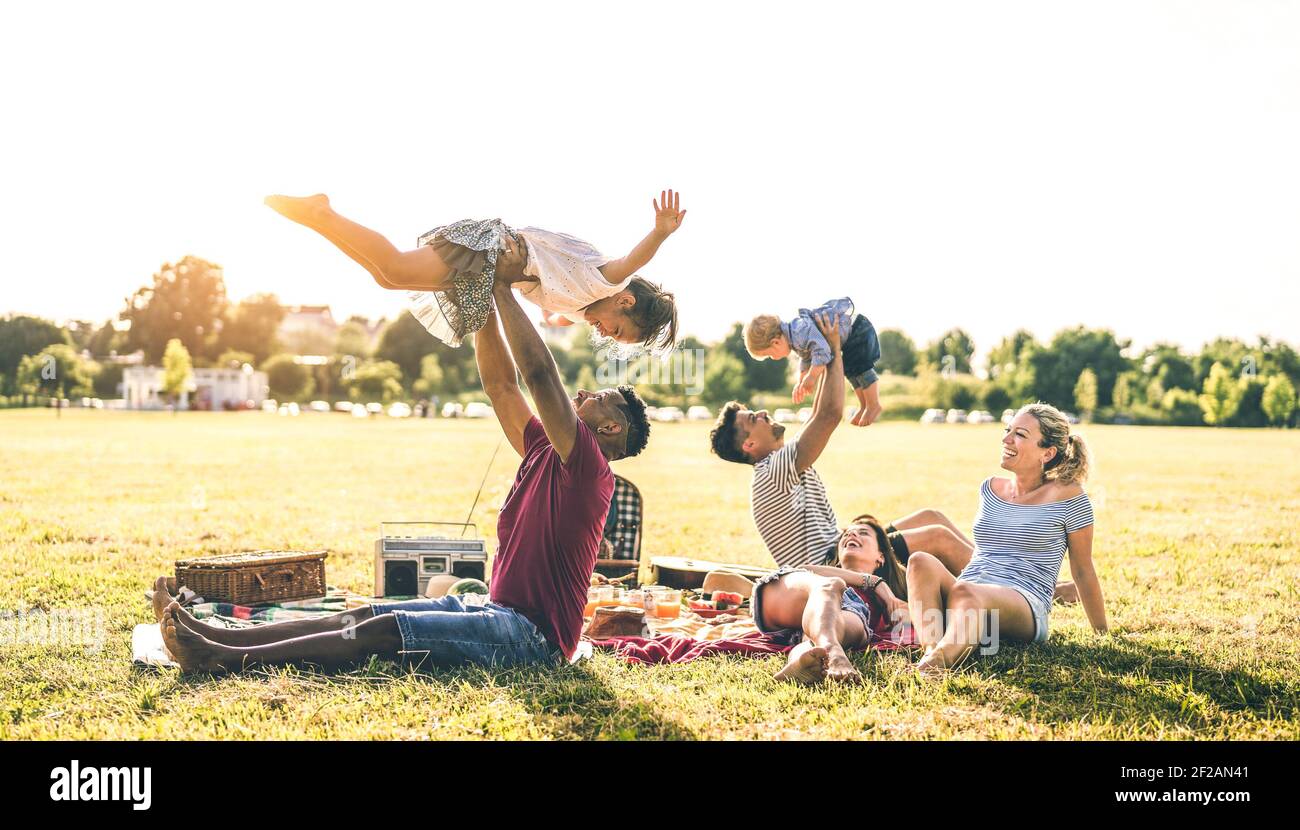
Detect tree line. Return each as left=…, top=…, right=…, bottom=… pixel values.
left=1, top=254, right=1296, bottom=427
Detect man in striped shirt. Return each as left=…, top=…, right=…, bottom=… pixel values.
left=711, top=312, right=847, bottom=569
left=710, top=318, right=982, bottom=578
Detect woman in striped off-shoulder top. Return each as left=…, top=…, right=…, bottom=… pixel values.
left=907, top=402, right=1108, bottom=676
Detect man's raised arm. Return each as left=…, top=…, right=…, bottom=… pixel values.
left=474, top=308, right=532, bottom=457
left=490, top=282, right=579, bottom=462
left=794, top=312, right=845, bottom=474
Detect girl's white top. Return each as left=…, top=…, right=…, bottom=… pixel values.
left=513, top=227, right=630, bottom=322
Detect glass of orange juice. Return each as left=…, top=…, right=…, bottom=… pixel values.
left=655, top=589, right=682, bottom=619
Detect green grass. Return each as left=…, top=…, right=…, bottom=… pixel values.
left=1, top=409, right=1297, bottom=739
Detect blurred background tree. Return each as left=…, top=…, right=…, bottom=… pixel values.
left=877, top=329, right=918, bottom=376
left=161, top=338, right=193, bottom=410
left=262, top=354, right=314, bottom=401
left=122, top=256, right=228, bottom=363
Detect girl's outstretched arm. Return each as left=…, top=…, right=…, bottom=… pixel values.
left=598, top=190, right=686, bottom=284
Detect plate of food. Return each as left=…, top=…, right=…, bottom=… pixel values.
left=687, top=590, right=748, bottom=619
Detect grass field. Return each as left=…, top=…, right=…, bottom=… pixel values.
left=1, top=408, right=1297, bottom=740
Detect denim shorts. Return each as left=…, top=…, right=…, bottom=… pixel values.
left=842, top=315, right=882, bottom=390
left=369, top=595, right=562, bottom=668
left=750, top=567, right=873, bottom=646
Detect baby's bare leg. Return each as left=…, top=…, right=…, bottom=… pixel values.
left=857, top=380, right=883, bottom=426
left=264, top=194, right=451, bottom=291
left=851, top=387, right=871, bottom=426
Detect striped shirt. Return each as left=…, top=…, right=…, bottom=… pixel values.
left=751, top=440, right=839, bottom=568
left=959, top=478, right=1094, bottom=609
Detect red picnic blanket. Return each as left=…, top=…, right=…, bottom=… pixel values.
left=590, top=599, right=919, bottom=665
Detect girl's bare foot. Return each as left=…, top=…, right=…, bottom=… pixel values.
left=916, top=647, right=952, bottom=678
left=824, top=648, right=862, bottom=683
left=160, top=602, right=237, bottom=673
left=264, top=193, right=331, bottom=228
left=774, top=646, right=828, bottom=685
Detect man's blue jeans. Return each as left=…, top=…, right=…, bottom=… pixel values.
left=369, top=595, right=561, bottom=668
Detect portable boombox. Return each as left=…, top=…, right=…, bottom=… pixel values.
left=373, top=522, right=489, bottom=598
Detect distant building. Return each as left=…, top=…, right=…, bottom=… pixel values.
left=123, top=365, right=268, bottom=411
left=279, top=305, right=339, bottom=354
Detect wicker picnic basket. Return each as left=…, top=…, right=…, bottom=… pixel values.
left=174, top=550, right=328, bottom=605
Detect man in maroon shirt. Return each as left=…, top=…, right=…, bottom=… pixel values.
left=156, top=274, right=651, bottom=672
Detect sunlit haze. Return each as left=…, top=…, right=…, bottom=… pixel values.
left=3, top=1, right=1297, bottom=365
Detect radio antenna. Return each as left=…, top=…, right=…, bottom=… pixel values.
left=462, top=435, right=505, bottom=536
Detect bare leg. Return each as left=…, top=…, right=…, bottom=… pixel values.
left=264, top=194, right=452, bottom=290
left=850, top=387, right=870, bottom=426
left=891, top=508, right=974, bottom=549
left=761, top=572, right=867, bottom=684
left=905, top=552, right=956, bottom=651
left=898, top=525, right=972, bottom=575
left=852, top=381, right=882, bottom=426
left=916, top=581, right=1036, bottom=677
left=161, top=602, right=401, bottom=673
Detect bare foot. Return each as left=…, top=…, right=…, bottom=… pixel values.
left=153, top=576, right=241, bottom=644
left=168, top=601, right=247, bottom=646
left=824, top=648, right=862, bottom=684
left=151, top=576, right=174, bottom=623
left=161, top=602, right=236, bottom=673
left=916, top=647, right=951, bottom=679
left=774, top=646, right=828, bottom=685
left=264, top=193, right=331, bottom=228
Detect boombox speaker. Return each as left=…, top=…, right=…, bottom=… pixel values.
left=374, top=522, right=488, bottom=598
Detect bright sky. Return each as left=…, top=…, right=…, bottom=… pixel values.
left=3, top=1, right=1297, bottom=365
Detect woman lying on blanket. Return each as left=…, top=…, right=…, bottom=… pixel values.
left=706, top=517, right=916, bottom=685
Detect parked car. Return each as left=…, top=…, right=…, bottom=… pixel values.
left=335, top=401, right=354, bottom=413
left=262, top=399, right=279, bottom=413
left=1001, top=408, right=1016, bottom=425
left=387, top=402, right=412, bottom=418
left=798, top=407, right=813, bottom=423
left=945, top=409, right=968, bottom=424
left=1064, top=411, right=1081, bottom=425
left=774, top=408, right=797, bottom=424
left=365, top=402, right=384, bottom=415
left=920, top=408, right=946, bottom=424
left=441, top=402, right=464, bottom=418
left=967, top=410, right=996, bottom=424
left=463, top=402, right=494, bottom=419
left=644, top=406, right=659, bottom=420
left=654, top=406, right=685, bottom=422
left=278, top=402, right=300, bottom=417
left=350, top=404, right=370, bottom=419
left=309, top=400, right=331, bottom=413
left=687, top=405, right=712, bottom=421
